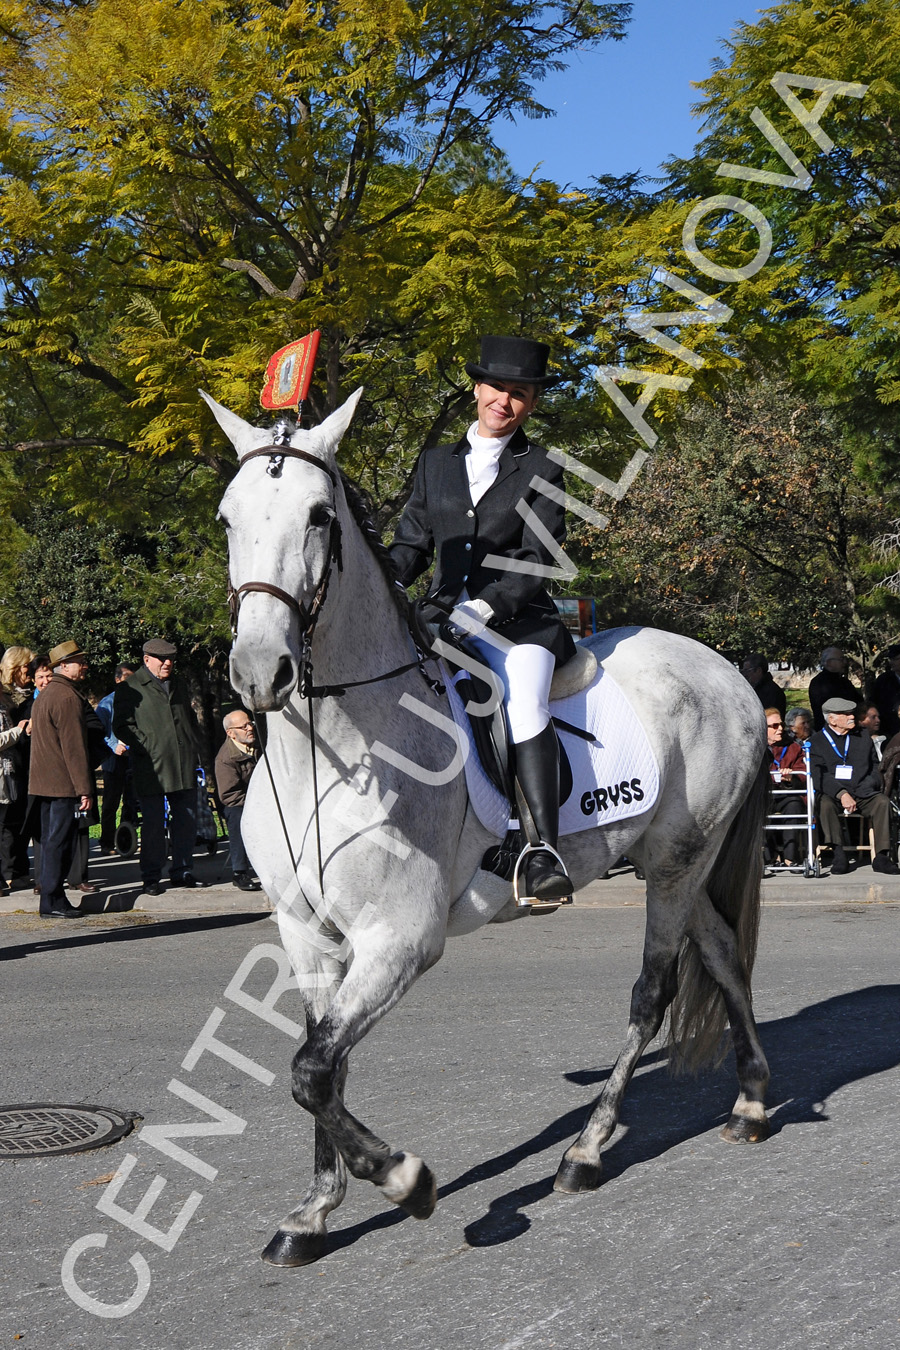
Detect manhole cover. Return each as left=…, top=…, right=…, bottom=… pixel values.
left=0, top=1104, right=140, bottom=1158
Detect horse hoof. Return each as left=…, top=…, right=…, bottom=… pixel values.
left=260, top=1228, right=328, bottom=1266
left=720, top=1113, right=770, bottom=1144
left=379, top=1152, right=438, bottom=1219
left=401, top=1162, right=438, bottom=1219
left=553, top=1157, right=603, bottom=1193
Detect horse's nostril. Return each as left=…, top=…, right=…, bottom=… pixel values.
left=272, top=656, right=295, bottom=696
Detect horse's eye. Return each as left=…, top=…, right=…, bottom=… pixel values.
left=309, top=504, right=334, bottom=529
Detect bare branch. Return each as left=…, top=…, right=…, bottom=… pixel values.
left=45, top=346, right=133, bottom=400
left=0, top=436, right=129, bottom=454
left=186, top=132, right=316, bottom=279
left=221, top=255, right=310, bottom=301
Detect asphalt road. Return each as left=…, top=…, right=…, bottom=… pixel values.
left=1, top=893, right=898, bottom=1350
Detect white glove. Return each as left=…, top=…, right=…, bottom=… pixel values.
left=449, top=598, right=494, bottom=638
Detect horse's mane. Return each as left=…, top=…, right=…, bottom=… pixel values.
left=339, top=471, right=409, bottom=624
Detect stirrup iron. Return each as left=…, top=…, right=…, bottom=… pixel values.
left=512, top=842, right=573, bottom=912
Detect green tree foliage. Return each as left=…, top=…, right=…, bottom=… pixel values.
left=4, top=0, right=900, bottom=669
left=3, top=506, right=231, bottom=672
left=579, top=0, right=900, bottom=663
left=8, top=509, right=150, bottom=672
left=661, top=0, right=900, bottom=452
left=0, top=0, right=634, bottom=644
left=0, top=0, right=632, bottom=466
left=598, top=380, right=900, bottom=667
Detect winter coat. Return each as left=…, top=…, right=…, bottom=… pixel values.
left=214, top=736, right=258, bottom=808
left=28, top=675, right=93, bottom=799
left=768, top=740, right=807, bottom=785
left=112, top=666, right=201, bottom=797
left=750, top=673, right=786, bottom=718
left=809, top=726, right=883, bottom=802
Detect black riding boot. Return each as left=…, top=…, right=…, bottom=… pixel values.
left=513, top=724, right=572, bottom=900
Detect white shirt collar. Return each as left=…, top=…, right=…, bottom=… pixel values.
left=464, top=423, right=512, bottom=504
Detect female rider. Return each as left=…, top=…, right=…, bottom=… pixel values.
left=389, top=335, right=577, bottom=901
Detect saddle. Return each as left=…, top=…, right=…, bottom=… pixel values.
left=412, top=600, right=597, bottom=896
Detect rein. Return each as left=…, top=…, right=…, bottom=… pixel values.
left=229, top=441, right=443, bottom=900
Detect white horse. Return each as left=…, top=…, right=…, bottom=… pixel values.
left=204, top=389, right=772, bottom=1267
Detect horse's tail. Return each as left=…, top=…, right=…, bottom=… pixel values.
left=667, top=751, right=768, bottom=1074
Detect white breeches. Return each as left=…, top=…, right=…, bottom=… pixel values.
left=467, top=637, right=555, bottom=743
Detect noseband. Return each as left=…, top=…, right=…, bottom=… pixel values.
left=227, top=444, right=343, bottom=639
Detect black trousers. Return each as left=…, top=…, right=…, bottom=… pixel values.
left=3, top=792, right=31, bottom=878
left=100, top=756, right=137, bottom=849
left=137, top=788, right=196, bottom=883
left=0, top=801, right=11, bottom=884
left=38, top=797, right=78, bottom=912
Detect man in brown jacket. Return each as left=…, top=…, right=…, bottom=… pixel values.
left=214, top=710, right=260, bottom=891
left=29, top=640, right=93, bottom=917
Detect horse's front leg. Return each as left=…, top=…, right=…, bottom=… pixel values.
left=262, top=942, right=350, bottom=1267
left=266, top=919, right=444, bottom=1261
left=262, top=1063, right=349, bottom=1267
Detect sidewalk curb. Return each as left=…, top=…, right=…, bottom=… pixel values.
left=2, top=862, right=898, bottom=922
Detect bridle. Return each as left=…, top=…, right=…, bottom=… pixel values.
left=225, top=439, right=442, bottom=897
left=226, top=444, right=343, bottom=642
left=226, top=441, right=441, bottom=696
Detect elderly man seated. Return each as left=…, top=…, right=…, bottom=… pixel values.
left=809, top=696, right=899, bottom=875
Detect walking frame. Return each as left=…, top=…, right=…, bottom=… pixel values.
left=764, top=744, right=820, bottom=879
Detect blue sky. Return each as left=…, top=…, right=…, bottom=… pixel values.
left=493, top=1, right=765, bottom=186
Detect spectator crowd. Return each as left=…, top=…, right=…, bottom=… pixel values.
left=2, top=634, right=900, bottom=915
left=0, top=636, right=260, bottom=917
left=744, top=645, right=900, bottom=876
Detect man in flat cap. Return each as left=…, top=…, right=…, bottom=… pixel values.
left=113, top=639, right=204, bottom=894
left=809, top=696, right=899, bottom=875
left=390, top=334, right=576, bottom=904
left=28, top=640, right=93, bottom=917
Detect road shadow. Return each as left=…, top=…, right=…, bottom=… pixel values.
left=319, top=984, right=899, bottom=1257
left=0, top=912, right=268, bottom=961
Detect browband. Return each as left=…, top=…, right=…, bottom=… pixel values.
left=240, top=444, right=338, bottom=485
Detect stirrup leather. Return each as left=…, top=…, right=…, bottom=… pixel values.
left=512, top=842, right=573, bottom=911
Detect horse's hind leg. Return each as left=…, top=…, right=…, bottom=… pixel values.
left=554, top=894, right=685, bottom=1193
left=686, top=894, right=770, bottom=1144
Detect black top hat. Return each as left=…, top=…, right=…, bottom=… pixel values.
left=465, top=335, right=561, bottom=388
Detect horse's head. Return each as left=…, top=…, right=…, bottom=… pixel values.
left=203, top=387, right=363, bottom=712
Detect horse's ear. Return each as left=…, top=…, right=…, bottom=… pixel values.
left=304, top=387, right=364, bottom=456
left=199, top=390, right=262, bottom=459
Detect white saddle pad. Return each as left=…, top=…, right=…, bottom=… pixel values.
left=444, top=657, right=659, bottom=839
